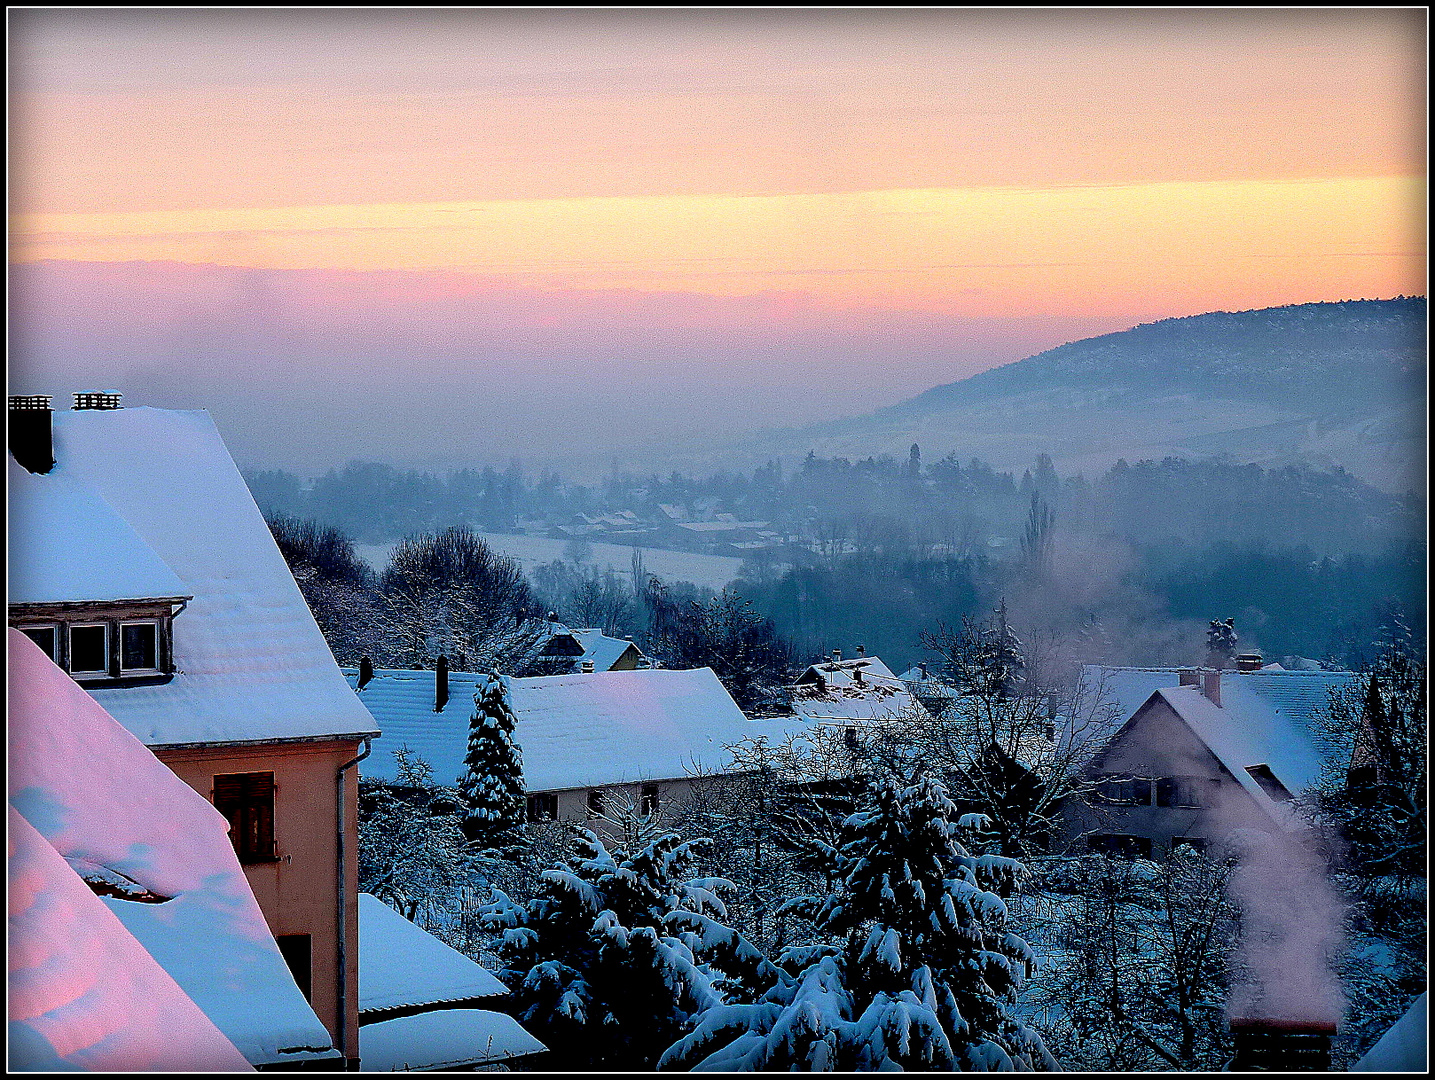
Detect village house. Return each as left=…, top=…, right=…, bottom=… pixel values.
left=9, top=629, right=338, bottom=1070
left=790, top=648, right=932, bottom=725
left=347, top=665, right=805, bottom=825
left=357, top=894, right=546, bottom=1071
left=8, top=395, right=381, bottom=1065
left=1059, top=663, right=1359, bottom=857
left=531, top=616, right=649, bottom=674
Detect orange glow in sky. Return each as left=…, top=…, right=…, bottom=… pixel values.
left=10, top=8, right=1425, bottom=323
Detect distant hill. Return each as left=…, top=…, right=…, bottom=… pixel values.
left=763, top=299, right=1427, bottom=494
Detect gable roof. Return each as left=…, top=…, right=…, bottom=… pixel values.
left=27, top=407, right=378, bottom=747
left=1067, top=665, right=1358, bottom=793
left=349, top=666, right=807, bottom=791
left=569, top=627, right=643, bottom=670
left=791, top=655, right=930, bottom=722
left=8, top=629, right=339, bottom=1067
left=1351, top=992, right=1427, bottom=1073
left=359, top=894, right=508, bottom=1016
left=359, top=1009, right=547, bottom=1071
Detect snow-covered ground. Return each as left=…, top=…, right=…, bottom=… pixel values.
left=355, top=533, right=743, bottom=591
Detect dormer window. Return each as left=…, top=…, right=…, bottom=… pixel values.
left=9, top=600, right=185, bottom=683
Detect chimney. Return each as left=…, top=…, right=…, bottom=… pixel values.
left=832, top=649, right=842, bottom=663
left=1229, top=1018, right=1335, bottom=1071
left=72, top=390, right=123, bottom=411
left=1201, top=669, right=1222, bottom=708
left=856, top=644, right=866, bottom=656
left=854, top=667, right=864, bottom=685
left=1179, top=668, right=1200, bottom=688
left=918, top=662, right=928, bottom=679
left=434, top=655, right=449, bottom=712
left=357, top=656, right=374, bottom=690
left=1235, top=653, right=1264, bottom=672
left=580, top=659, right=595, bottom=673
left=8, top=396, right=55, bottom=474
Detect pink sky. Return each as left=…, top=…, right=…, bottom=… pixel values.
left=7, top=8, right=1426, bottom=472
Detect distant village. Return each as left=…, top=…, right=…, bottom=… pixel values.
left=7, top=393, right=1426, bottom=1073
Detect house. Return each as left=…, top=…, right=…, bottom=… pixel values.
left=348, top=665, right=805, bottom=825
left=898, top=662, right=961, bottom=716
left=357, top=894, right=546, bottom=1071
left=1060, top=665, right=1357, bottom=858
left=790, top=649, right=931, bottom=724
left=9, top=629, right=337, bottom=1069
left=8, top=395, right=381, bottom=1065
left=532, top=617, right=648, bottom=674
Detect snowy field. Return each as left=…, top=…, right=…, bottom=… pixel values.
left=354, top=533, right=744, bottom=591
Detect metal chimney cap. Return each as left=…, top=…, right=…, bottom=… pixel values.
left=73, top=390, right=124, bottom=410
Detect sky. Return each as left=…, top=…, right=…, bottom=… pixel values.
left=8, top=7, right=1427, bottom=475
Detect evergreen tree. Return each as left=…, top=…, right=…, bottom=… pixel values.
left=459, top=672, right=526, bottom=849
left=661, top=774, right=1056, bottom=1071
left=1205, top=617, right=1238, bottom=668
left=478, top=829, right=776, bottom=1070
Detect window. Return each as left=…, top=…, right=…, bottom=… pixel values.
left=121, top=621, right=159, bottom=672
left=1095, top=776, right=1153, bottom=805
left=1088, top=833, right=1153, bottom=859
left=18, top=625, right=58, bottom=662
left=214, top=773, right=276, bottom=863
left=1156, top=776, right=1209, bottom=808
left=641, top=785, right=660, bottom=816
left=844, top=726, right=859, bottom=749
left=526, top=793, right=557, bottom=822
left=587, top=789, right=606, bottom=818
left=68, top=624, right=110, bottom=677
left=276, top=934, right=312, bottom=1001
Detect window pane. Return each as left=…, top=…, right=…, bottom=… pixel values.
left=20, top=627, right=57, bottom=660
left=122, top=623, right=158, bottom=670
left=70, top=625, right=108, bottom=673
left=214, top=773, right=276, bottom=862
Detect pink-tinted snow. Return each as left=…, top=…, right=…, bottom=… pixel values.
left=8, top=807, right=254, bottom=1072
left=8, top=630, right=339, bottom=1066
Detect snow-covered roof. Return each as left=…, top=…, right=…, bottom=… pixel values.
left=359, top=1009, right=546, bottom=1071
left=8, top=629, right=340, bottom=1067
left=359, top=894, right=509, bottom=1015
left=1067, top=665, right=1358, bottom=794
left=8, top=459, right=191, bottom=606
left=1351, top=992, right=1427, bottom=1073
left=897, top=665, right=960, bottom=701
left=8, top=807, right=254, bottom=1072
left=792, top=656, right=930, bottom=722
left=29, top=407, right=378, bottom=747
left=570, top=627, right=643, bottom=670
left=349, top=666, right=807, bottom=791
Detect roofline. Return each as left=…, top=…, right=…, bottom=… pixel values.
left=146, top=730, right=381, bottom=752
left=9, top=595, right=194, bottom=611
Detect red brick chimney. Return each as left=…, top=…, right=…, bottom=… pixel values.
left=1201, top=669, right=1222, bottom=708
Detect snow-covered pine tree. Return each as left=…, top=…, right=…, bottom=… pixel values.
left=660, top=773, right=1056, bottom=1071
left=458, top=671, right=526, bottom=849
left=1205, top=618, right=1237, bottom=669
left=478, top=829, right=776, bottom=1070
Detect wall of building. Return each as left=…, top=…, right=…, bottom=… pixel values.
left=537, top=776, right=708, bottom=836
left=158, top=737, right=364, bottom=1063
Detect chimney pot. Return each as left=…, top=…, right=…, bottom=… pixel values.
left=854, top=668, right=864, bottom=685
left=1235, top=652, right=1264, bottom=672
left=357, top=656, right=374, bottom=690
left=435, top=655, right=450, bottom=712
left=8, top=396, right=55, bottom=474
left=72, top=390, right=123, bottom=411
left=856, top=644, right=865, bottom=656
left=1201, top=669, right=1222, bottom=708
left=918, top=662, right=928, bottom=679
left=832, top=649, right=841, bottom=662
